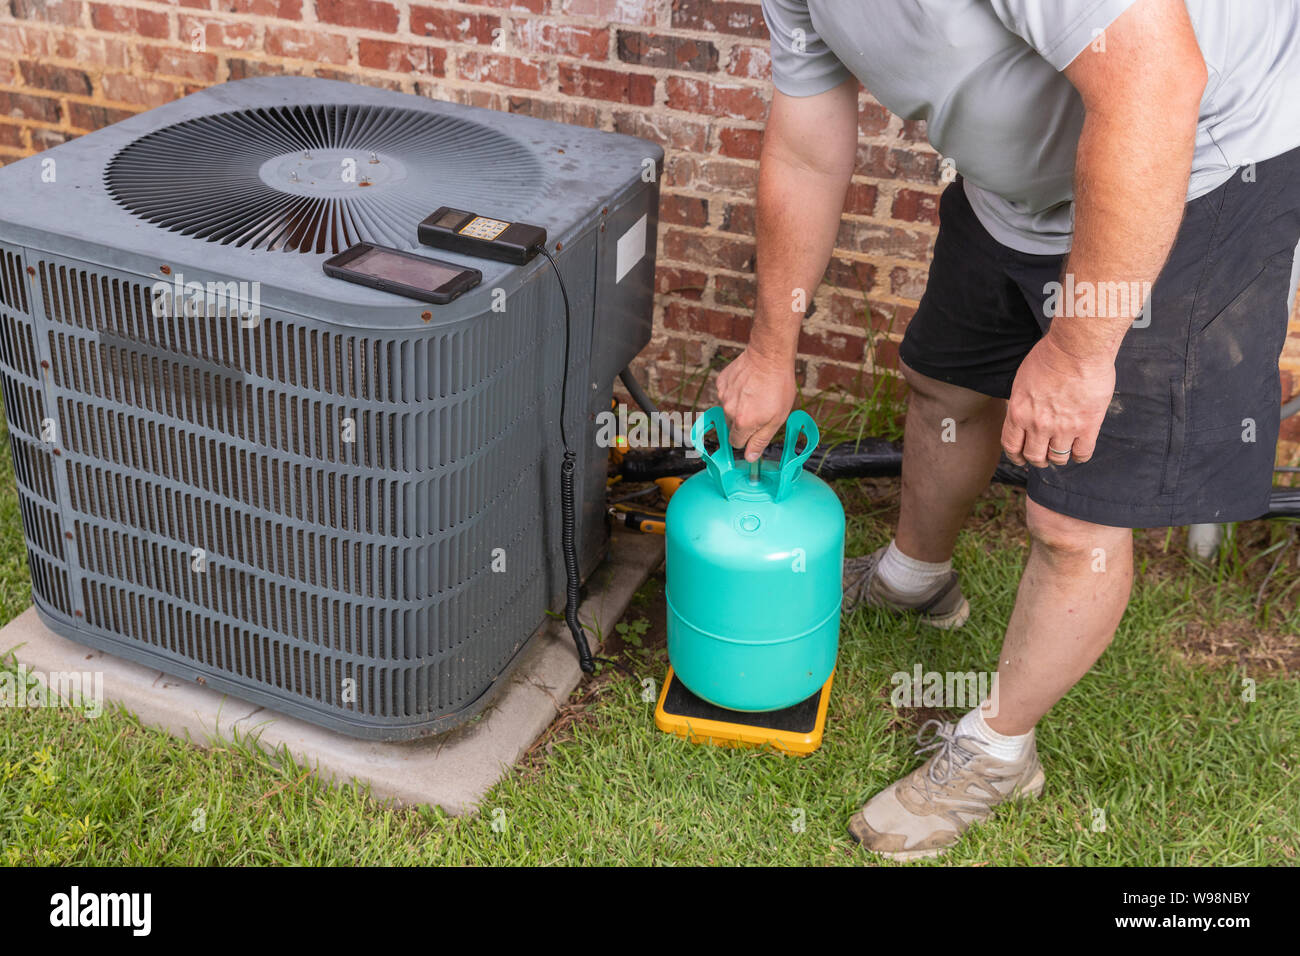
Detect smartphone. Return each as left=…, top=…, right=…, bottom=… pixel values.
left=322, top=242, right=482, bottom=304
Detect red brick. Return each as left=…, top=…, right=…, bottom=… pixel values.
left=665, top=76, right=766, bottom=120
left=19, top=60, right=92, bottom=95
left=223, top=0, right=302, bottom=17
left=0, top=90, right=62, bottom=123
left=655, top=265, right=708, bottom=300
left=714, top=272, right=755, bottom=310
left=664, top=153, right=696, bottom=188
left=717, top=125, right=761, bottom=160
left=225, top=57, right=282, bottom=80
left=562, top=0, right=657, bottom=26
left=901, top=118, right=929, bottom=143
left=0, top=122, right=24, bottom=148
left=798, top=327, right=867, bottom=363
left=720, top=202, right=753, bottom=235
left=655, top=367, right=719, bottom=408
left=871, top=338, right=902, bottom=371
left=726, top=44, right=770, bottom=80
left=813, top=362, right=875, bottom=395
left=1281, top=414, right=1300, bottom=445
left=836, top=220, right=934, bottom=262
left=890, top=265, right=929, bottom=300
left=843, top=181, right=879, bottom=216
left=858, top=101, right=892, bottom=137
left=663, top=228, right=754, bottom=273
left=825, top=257, right=877, bottom=295
left=359, top=39, right=446, bottom=75
left=559, top=63, right=655, bottom=106
left=867, top=300, right=915, bottom=333
left=612, top=109, right=708, bottom=152
left=618, top=30, right=717, bottom=72
left=646, top=334, right=707, bottom=367
left=663, top=301, right=753, bottom=343
left=410, top=5, right=501, bottom=44
left=11, top=0, right=82, bottom=27
left=513, top=20, right=609, bottom=59
left=661, top=193, right=708, bottom=228
left=316, top=0, right=399, bottom=32
left=99, top=73, right=176, bottom=108
left=90, top=4, right=171, bottom=40
left=50, top=31, right=132, bottom=68
left=505, top=95, right=602, bottom=126
left=820, top=292, right=872, bottom=328
left=139, top=45, right=220, bottom=82
left=671, top=0, right=768, bottom=38
left=694, top=157, right=758, bottom=194
left=180, top=17, right=260, bottom=51
left=856, top=143, right=941, bottom=185
left=265, top=27, right=351, bottom=65
left=891, top=188, right=941, bottom=225
left=459, top=53, right=546, bottom=89
left=68, top=100, right=136, bottom=130
left=463, top=0, right=547, bottom=12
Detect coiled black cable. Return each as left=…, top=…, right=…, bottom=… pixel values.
left=540, top=247, right=596, bottom=673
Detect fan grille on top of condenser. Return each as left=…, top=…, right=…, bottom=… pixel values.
left=104, top=103, right=550, bottom=255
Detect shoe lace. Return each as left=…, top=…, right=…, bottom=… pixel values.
left=844, top=552, right=880, bottom=606
left=912, top=719, right=982, bottom=796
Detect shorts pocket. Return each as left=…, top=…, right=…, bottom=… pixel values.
left=1159, top=375, right=1187, bottom=497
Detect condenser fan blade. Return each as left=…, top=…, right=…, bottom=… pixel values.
left=105, top=103, right=549, bottom=255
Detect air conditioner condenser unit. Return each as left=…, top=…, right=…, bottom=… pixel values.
left=0, top=76, right=662, bottom=739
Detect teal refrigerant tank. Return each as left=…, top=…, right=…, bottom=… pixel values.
left=665, top=407, right=846, bottom=712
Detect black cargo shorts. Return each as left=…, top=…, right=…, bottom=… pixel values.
left=898, top=151, right=1300, bottom=527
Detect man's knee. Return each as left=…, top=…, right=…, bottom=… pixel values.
left=901, top=358, right=999, bottom=423
left=1026, top=498, right=1128, bottom=556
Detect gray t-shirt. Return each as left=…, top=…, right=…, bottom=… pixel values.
left=762, top=0, right=1300, bottom=254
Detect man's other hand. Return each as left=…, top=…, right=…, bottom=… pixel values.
left=716, top=347, right=797, bottom=462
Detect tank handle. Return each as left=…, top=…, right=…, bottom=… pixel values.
left=690, top=406, right=820, bottom=502
left=775, top=410, right=819, bottom=502
left=690, top=406, right=744, bottom=500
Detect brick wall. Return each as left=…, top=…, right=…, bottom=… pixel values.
left=1, top=0, right=1298, bottom=459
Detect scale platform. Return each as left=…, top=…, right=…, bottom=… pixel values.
left=654, top=666, right=834, bottom=755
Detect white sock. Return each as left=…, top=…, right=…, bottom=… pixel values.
left=875, top=539, right=951, bottom=597
left=955, top=706, right=1032, bottom=763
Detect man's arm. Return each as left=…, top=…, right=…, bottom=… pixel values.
left=718, top=79, right=859, bottom=461
left=1002, top=0, right=1207, bottom=467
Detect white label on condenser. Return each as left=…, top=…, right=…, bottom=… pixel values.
left=615, top=213, right=647, bottom=283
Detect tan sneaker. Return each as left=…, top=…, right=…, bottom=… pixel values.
left=843, top=546, right=970, bottom=628
left=848, top=719, right=1045, bottom=861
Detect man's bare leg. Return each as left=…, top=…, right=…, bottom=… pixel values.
left=893, top=358, right=1006, bottom=563
left=983, top=501, right=1132, bottom=735
left=850, top=368, right=1135, bottom=858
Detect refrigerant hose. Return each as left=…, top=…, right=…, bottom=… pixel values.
left=540, top=247, right=596, bottom=674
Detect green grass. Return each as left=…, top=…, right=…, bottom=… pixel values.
left=1, top=412, right=1298, bottom=865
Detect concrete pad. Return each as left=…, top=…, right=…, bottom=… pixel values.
left=1, top=526, right=665, bottom=815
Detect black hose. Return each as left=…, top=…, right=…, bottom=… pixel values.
left=619, top=367, right=688, bottom=447
left=560, top=451, right=594, bottom=672
left=542, top=247, right=595, bottom=673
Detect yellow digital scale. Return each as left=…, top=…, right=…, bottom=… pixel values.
left=654, top=666, right=834, bottom=755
